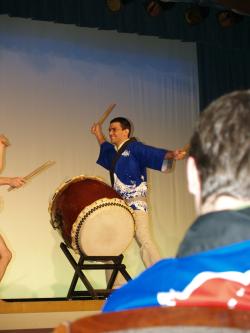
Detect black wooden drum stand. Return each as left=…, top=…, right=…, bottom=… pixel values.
left=60, top=242, right=132, bottom=300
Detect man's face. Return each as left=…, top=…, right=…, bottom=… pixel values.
left=109, top=122, right=129, bottom=147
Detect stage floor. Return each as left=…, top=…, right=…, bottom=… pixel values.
left=0, top=298, right=103, bottom=331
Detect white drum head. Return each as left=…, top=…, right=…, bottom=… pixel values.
left=71, top=198, right=135, bottom=256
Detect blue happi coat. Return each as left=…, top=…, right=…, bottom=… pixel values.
left=97, top=140, right=167, bottom=211
left=103, top=240, right=250, bottom=312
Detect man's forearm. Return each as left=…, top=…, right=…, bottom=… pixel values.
left=91, top=123, right=106, bottom=145
left=0, top=177, right=12, bottom=186
left=165, top=150, right=174, bottom=160
left=96, top=133, right=106, bottom=145
left=0, top=146, right=5, bottom=171
left=165, top=148, right=187, bottom=161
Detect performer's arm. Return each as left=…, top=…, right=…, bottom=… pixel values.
left=0, top=177, right=26, bottom=188
left=91, top=123, right=116, bottom=170
left=0, top=134, right=10, bottom=172
left=91, top=123, right=106, bottom=145
left=0, top=144, right=4, bottom=171
left=134, top=142, right=188, bottom=174
left=161, top=148, right=188, bottom=173
left=165, top=149, right=187, bottom=161
left=0, top=135, right=26, bottom=188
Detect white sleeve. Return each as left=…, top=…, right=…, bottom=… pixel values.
left=161, top=159, right=175, bottom=172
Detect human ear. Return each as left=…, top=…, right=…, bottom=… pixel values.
left=187, top=157, right=200, bottom=197
left=187, top=156, right=202, bottom=213
left=123, top=128, right=129, bottom=138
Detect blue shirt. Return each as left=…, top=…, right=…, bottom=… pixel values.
left=97, top=140, right=166, bottom=211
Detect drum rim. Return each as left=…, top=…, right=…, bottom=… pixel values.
left=71, top=197, right=135, bottom=255
left=48, top=175, right=106, bottom=225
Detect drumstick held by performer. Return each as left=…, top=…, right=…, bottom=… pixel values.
left=0, top=134, right=26, bottom=283
left=91, top=115, right=187, bottom=268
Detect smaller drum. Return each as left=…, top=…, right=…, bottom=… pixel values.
left=49, top=176, right=135, bottom=256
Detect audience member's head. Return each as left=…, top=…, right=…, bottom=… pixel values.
left=187, top=90, right=250, bottom=214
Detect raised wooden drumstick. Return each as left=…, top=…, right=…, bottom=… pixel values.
left=8, top=160, right=56, bottom=192
left=24, top=160, right=56, bottom=181
left=97, top=103, right=116, bottom=125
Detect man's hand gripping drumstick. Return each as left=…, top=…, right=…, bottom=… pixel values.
left=163, top=144, right=190, bottom=173
left=8, top=160, right=56, bottom=192
left=166, top=144, right=190, bottom=160
left=91, top=103, right=116, bottom=145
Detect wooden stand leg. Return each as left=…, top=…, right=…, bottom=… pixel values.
left=60, top=243, right=132, bottom=300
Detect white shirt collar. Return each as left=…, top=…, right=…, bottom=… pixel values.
left=115, top=138, right=130, bottom=151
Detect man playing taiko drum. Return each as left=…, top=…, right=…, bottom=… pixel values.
left=91, top=117, right=186, bottom=268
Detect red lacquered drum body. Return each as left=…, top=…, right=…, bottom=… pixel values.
left=49, top=176, right=134, bottom=256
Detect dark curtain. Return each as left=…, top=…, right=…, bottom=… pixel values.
left=1, top=0, right=250, bottom=47
left=1, top=0, right=250, bottom=111
left=197, top=43, right=250, bottom=110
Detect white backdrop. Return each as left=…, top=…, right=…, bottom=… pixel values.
left=0, top=15, right=199, bottom=298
